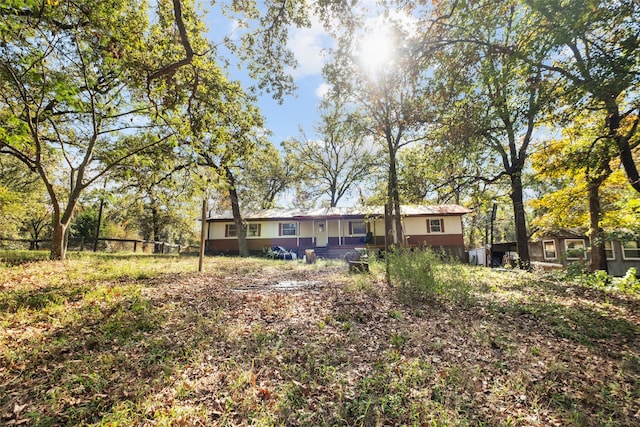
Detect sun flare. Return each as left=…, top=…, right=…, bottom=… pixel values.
left=355, top=10, right=418, bottom=76
left=357, top=27, right=396, bottom=74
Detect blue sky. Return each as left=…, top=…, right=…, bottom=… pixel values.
left=205, top=10, right=333, bottom=144
left=256, top=17, right=334, bottom=143
left=253, top=74, right=328, bottom=143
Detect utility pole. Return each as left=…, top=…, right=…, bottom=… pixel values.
left=199, top=198, right=207, bottom=272
left=490, top=203, right=497, bottom=267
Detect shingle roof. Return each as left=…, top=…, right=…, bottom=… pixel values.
left=207, top=204, right=472, bottom=221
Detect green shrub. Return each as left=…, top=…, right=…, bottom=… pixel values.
left=618, top=268, right=640, bottom=293
left=387, top=248, right=438, bottom=304
left=387, top=248, right=472, bottom=305
left=580, top=269, right=611, bottom=289
left=564, top=267, right=639, bottom=294
left=565, top=260, right=589, bottom=278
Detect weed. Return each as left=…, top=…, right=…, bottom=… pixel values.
left=388, top=248, right=473, bottom=305
left=388, top=309, right=402, bottom=319
left=1, top=253, right=638, bottom=426
left=344, top=273, right=378, bottom=296
left=390, top=331, right=410, bottom=349
left=617, top=267, right=640, bottom=293
left=340, top=355, right=435, bottom=425
left=574, top=269, right=611, bottom=289
left=429, top=337, right=445, bottom=352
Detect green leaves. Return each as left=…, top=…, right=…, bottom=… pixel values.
left=525, top=0, right=640, bottom=191
left=283, top=99, right=379, bottom=207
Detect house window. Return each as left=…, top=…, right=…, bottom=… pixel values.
left=226, top=223, right=260, bottom=237
left=543, top=240, right=557, bottom=260
left=247, top=224, right=261, bottom=237
left=225, top=224, right=237, bottom=237
left=605, top=241, right=615, bottom=260
left=427, top=218, right=444, bottom=233
left=622, top=240, right=640, bottom=260
left=280, top=223, right=297, bottom=236
left=349, top=221, right=367, bottom=235
left=565, top=239, right=586, bottom=260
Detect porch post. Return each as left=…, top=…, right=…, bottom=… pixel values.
left=325, top=219, right=328, bottom=245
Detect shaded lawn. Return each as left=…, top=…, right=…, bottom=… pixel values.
left=0, top=254, right=638, bottom=426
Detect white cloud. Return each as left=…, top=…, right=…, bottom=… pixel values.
left=314, top=82, right=331, bottom=98
left=227, top=19, right=243, bottom=41
left=288, top=16, right=333, bottom=79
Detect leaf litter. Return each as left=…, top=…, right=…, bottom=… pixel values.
left=1, top=257, right=638, bottom=426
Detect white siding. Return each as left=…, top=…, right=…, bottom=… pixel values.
left=299, top=221, right=314, bottom=237
left=208, top=222, right=226, bottom=239
left=262, top=221, right=281, bottom=238
left=403, top=216, right=462, bottom=235
left=208, top=215, right=464, bottom=240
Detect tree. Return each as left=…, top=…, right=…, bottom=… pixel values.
left=0, top=0, right=189, bottom=260
left=109, top=134, right=197, bottom=250
left=70, top=205, right=102, bottom=247
left=396, top=143, right=513, bottom=250
left=238, top=141, right=296, bottom=210
left=423, top=0, right=556, bottom=267
left=323, top=12, right=432, bottom=246
left=0, top=155, right=51, bottom=245
left=525, top=0, right=640, bottom=193
left=0, top=0, right=314, bottom=260
left=168, top=51, right=265, bottom=257
left=530, top=113, right=638, bottom=271
left=283, top=100, right=379, bottom=207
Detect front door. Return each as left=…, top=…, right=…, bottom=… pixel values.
left=316, top=222, right=328, bottom=247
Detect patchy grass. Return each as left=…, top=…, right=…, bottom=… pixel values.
left=1, top=253, right=638, bottom=426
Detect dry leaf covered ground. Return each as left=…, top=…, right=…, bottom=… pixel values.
left=1, top=253, right=638, bottom=426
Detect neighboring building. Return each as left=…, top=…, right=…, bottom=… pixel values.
left=473, top=230, right=640, bottom=276
left=205, top=204, right=472, bottom=259
left=530, top=231, right=640, bottom=276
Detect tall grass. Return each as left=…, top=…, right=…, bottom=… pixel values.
left=387, top=248, right=473, bottom=305
left=2, top=252, right=638, bottom=425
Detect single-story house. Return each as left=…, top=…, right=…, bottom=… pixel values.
left=530, top=231, right=640, bottom=276
left=205, top=204, right=472, bottom=259
left=471, top=230, right=640, bottom=276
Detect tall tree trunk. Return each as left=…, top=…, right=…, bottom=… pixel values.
left=49, top=189, right=76, bottom=260
left=388, top=143, right=403, bottom=246
left=606, top=103, right=640, bottom=193
left=384, top=202, right=392, bottom=285
left=587, top=180, right=608, bottom=272
left=30, top=221, right=41, bottom=250
left=50, top=220, right=67, bottom=260
left=225, top=167, right=249, bottom=257
left=151, top=204, right=161, bottom=253
left=384, top=202, right=393, bottom=251
left=618, top=139, right=640, bottom=193
left=330, top=186, right=338, bottom=208
left=510, top=172, right=530, bottom=268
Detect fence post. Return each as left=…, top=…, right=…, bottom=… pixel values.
left=199, top=199, right=207, bottom=272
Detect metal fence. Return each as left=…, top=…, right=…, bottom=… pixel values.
left=0, top=238, right=196, bottom=254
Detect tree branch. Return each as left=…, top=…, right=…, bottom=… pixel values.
left=147, top=0, right=194, bottom=83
